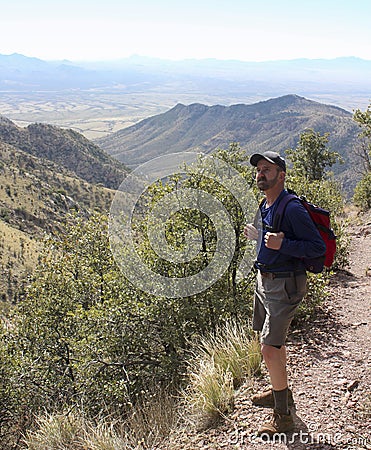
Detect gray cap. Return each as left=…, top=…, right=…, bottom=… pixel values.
left=250, top=151, right=286, bottom=172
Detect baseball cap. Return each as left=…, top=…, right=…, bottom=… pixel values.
left=250, top=151, right=286, bottom=172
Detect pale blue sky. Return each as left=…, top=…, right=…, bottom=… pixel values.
left=1, top=0, right=370, bottom=62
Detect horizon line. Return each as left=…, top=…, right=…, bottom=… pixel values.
left=1, top=52, right=371, bottom=65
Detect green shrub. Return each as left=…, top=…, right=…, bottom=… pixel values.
left=353, top=172, right=371, bottom=211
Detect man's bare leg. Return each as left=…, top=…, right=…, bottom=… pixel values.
left=261, top=344, right=287, bottom=390
left=261, top=344, right=289, bottom=414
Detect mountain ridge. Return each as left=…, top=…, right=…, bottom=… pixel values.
left=1, top=52, right=370, bottom=108
left=95, top=95, right=360, bottom=194
left=0, top=116, right=128, bottom=189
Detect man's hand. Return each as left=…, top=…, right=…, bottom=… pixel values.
left=244, top=223, right=258, bottom=240
left=264, top=232, right=285, bottom=250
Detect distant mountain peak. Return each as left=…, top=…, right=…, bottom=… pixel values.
left=0, top=115, right=16, bottom=126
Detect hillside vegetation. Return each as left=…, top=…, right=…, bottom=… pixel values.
left=0, top=123, right=122, bottom=302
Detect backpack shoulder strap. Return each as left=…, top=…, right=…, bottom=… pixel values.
left=272, top=193, right=297, bottom=231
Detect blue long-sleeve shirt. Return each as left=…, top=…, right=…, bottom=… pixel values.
left=255, top=189, right=326, bottom=272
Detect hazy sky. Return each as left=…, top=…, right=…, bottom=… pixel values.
left=1, top=0, right=370, bottom=62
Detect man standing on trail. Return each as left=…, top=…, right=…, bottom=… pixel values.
left=244, top=151, right=326, bottom=436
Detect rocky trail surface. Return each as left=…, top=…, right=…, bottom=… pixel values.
left=172, top=211, right=371, bottom=450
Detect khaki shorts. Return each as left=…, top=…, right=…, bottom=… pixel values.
left=253, top=271, right=307, bottom=346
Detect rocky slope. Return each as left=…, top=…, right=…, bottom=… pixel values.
left=0, top=115, right=127, bottom=189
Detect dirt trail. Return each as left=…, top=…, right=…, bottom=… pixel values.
left=173, top=211, right=371, bottom=450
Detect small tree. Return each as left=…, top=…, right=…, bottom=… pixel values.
left=353, top=172, right=371, bottom=211
left=285, top=129, right=349, bottom=272
left=286, top=129, right=343, bottom=181
left=353, top=104, right=371, bottom=210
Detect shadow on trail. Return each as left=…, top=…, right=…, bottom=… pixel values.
left=329, top=268, right=359, bottom=287
left=287, top=269, right=359, bottom=361
left=289, top=303, right=348, bottom=359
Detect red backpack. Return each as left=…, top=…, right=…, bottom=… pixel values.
left=272, top=192, right=337, bottom=273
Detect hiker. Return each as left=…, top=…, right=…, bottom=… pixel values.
left=244, top=151, right=326, bottom=436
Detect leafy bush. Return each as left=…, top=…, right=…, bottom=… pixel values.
left=352, top=104, right=371, bottom=211
left=353, top=172, right=371, bottom=211
left=286, top=129, right=343, bottom=182
left=6, top=214, right=179, bottom=417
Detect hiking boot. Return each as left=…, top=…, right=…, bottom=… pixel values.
left=251, top=388, right=294, bottom=408
left=257, top=409, right=294, bottom=436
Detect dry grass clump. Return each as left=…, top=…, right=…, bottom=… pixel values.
left=24, top=412, right=92, bottom=450
left=182, top=320, right=261, bottom=427
left=187, top=358, right=235, bottom=426
left=124, top=389, right=179, bottom=449
left=23, top=394, right=178, bottom=450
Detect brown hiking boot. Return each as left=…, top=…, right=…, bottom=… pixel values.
left=257, top=410, right=294, bottom=436
left=251, top=388, right=294, bottom=408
